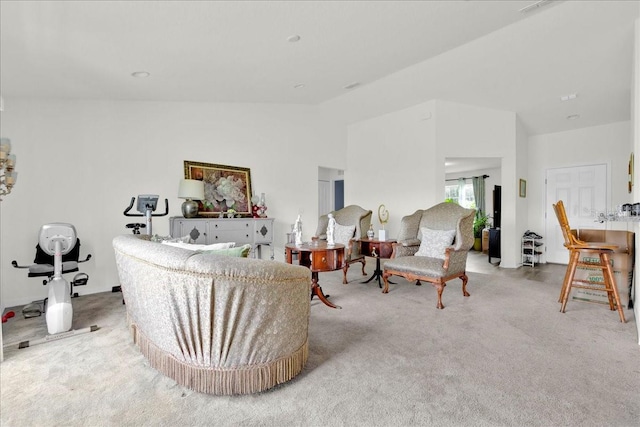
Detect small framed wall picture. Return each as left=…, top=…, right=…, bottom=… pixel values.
left=519, top=179, right=527, bottom=198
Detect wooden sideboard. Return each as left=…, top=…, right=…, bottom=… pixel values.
left=169, top=216, right=275, bottom=259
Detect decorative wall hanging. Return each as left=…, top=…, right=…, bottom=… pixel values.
left=184, top=161, right=253, bottom=216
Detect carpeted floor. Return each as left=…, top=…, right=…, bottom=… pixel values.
left=1, top=253, right=639, bottom=426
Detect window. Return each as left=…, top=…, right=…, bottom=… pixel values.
left=445, top=183, right=475, bottom=209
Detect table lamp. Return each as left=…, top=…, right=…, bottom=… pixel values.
left=178, top=179, right=205, bottom=218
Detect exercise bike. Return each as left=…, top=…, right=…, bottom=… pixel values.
left=123, top=194, right=169, bottom=236
left=113, top=195, right=169, bottom=297
left=9, top=224, right=99, bottom=348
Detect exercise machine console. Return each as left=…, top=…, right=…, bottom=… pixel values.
left=123, top=194, right=169, bottom=235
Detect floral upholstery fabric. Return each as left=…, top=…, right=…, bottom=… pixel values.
left=315, top=205, right=372, bottom=240
left=415, top=227, right=456, bottom=260
left=112, top=234, right=311, bottom=395
left=161, top=241, right=236, bottom=250
left=200, top=243, right=251, bottom=257
left=334, top=223, right=356, bottom=246
left=383, top=203, right=475, bottom=307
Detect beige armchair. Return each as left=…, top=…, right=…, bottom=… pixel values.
left=314, top=205, right=372, bottom=284
left=382, top=202, right=475, bottom=309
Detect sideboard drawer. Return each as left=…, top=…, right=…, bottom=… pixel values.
left=209, top=230, right=252, bottom=244
left=209, top=219, right=252, bottom=231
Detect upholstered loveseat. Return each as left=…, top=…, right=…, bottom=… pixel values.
left=112, top=234, right=312, bottom=395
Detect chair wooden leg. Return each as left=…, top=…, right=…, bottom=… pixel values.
left=560, top=251, right=579, bottom=313
left=435, top=283, right=445, bottom=309
left=601, top=253, right=626, bottom=323
left=342, top=264, right=349, bottom=285
left=360, top=258, right=366, bottom=276
left=600, top=253, right=616, bottom=311
left=382, top=271, right=391, bottom=293
left=460, top=274, right=470, bottom=297
left=558, top=251, right=574, bottom=302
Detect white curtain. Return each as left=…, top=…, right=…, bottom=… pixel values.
left=457, top=178, right=465, bottom=204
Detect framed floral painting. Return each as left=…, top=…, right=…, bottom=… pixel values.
left=183, top=161, right=253, bottom=216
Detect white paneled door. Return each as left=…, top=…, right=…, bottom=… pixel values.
left=318, top=180, right=331, bottom=217
left=545, top=164, right=607, bottom=264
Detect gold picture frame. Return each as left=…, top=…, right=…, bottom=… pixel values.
left=184, top=161, right=253, bottom=216
left=519, top=179, right=527, bottom=198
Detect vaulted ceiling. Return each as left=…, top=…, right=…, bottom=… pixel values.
left=1, top=1, right=638, bottom=136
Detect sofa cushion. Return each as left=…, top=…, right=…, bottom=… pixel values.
left=201, top=243, right=251, bottom=258
left=161, top=241, right=236, bottom=251
left=415, top=227, right=455, bottom=259
left=385, top=255, right=448, bottom=277
left=334, top=223, right=356, bottom=245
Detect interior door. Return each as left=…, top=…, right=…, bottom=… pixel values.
left=318, top=179, right=331, bottom=217
left=545, top=164, right=607, bottom=263
left=334, top=180, right=344, bottom=211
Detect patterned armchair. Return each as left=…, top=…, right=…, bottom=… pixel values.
left=314, top=205, right=372, bottom=284
left=382, top=202, right=475, bottom=309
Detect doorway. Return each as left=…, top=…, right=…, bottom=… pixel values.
left=318, top=167, right=344, bottom=216
left=545, top=164, right=607, bottom=263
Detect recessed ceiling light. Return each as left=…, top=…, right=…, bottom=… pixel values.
left=131, top=71, right=150, bottom=78
left=560, top=93, right=578, bottom=101
left=287, top=35, right=301, bottom=43
left=294, top=83, right=305, bottom=89
left=567, top=114, right=580, bottom=120
left=344, top=82, right=361, bottom=90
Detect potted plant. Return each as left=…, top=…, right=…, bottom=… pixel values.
left=473, top=211, right=490, bottom=251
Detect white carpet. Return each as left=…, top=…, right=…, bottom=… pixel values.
left=1, top=265, right=638, bottom=426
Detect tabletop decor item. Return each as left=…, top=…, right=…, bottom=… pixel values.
left=293, top=214, right=303, bottom=245
left=378, top=204, right=389, bottom=241
left=327, top=213, right=336, bottom=245
left=367, top=224, right=375, bottom=239
left=184, top=161, right=252, bottom=216
left=178, top=179, right=204, bottom=218
left=257, top=192, right=268, bottom=218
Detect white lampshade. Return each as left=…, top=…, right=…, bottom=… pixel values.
left=178, top=179, right=204, bottom=200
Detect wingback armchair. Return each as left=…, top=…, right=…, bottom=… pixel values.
left=314, top=205, right=372, bottom=284
left=382, top=202, right=475, bottom=309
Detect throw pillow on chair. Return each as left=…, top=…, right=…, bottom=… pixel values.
left=415, top=228, right=456, bottom=259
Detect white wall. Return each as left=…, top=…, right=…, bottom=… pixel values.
left=632, top=17, right=640, bottom=345
left=345, top=99, right=521, bottom=267
left=435, top=100, right=520, bottom=268
left=0, top=99, right=346, bottom=307
left=345, top=100, right=437, bottom=236
left=528, top=121, right=632, bottom=241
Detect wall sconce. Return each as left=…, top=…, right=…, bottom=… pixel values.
left=178, top=179, right=204, bottom=218
left=0, top=138, right=17, bottom=201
